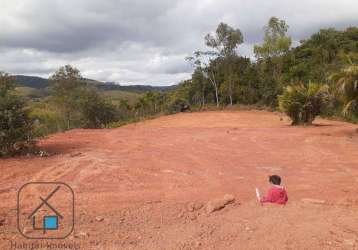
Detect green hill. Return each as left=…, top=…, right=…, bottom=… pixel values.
left=14, top=75, right=176, bottom=93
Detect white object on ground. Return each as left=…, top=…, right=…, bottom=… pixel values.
left=255, top=188, right=261, bottom=201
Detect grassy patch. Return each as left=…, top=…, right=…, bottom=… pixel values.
left=101, top=90, right=142, bottom=106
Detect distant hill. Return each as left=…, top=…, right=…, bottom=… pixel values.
left=15, top=75, right=49, bottom=89
left=96, top=82, right=177, bottom=92
left=14, top=75, right=177, bottom=93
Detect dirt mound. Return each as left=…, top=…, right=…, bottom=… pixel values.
left=0, top=111, right=358, bottom=249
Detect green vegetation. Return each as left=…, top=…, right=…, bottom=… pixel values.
left=279, top=83, right=330, bottom=125
left=49, top=65, right=118, bottom=129
left=29, top=100, right=67, bottom=137
left=330, top=64, right=358, bottom=117
left=186, top=22, right=244, bottom=107
left=49, top=65, right=86, bottom=129
left=134, top=92, right=168, bottom=117
left=0, top=73, right=33, bottom=156
left=101, top=90, right=141, bottom=106
left=175, top=18, right=358, bottom=124
left=1, top=64, right=176, bottom=155
left=80, top=89, right=117, bottom=129
left=15, top=86, right=46, bottom=99
left=14, top=74, right=174, bottom=93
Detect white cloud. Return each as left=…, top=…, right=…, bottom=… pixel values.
left=0, top=0, right=357, bottom=85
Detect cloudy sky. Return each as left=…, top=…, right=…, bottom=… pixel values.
left=0, top=0, right=357, bottom=85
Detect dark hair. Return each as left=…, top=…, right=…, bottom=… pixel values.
left=269, top=175, right=281, bottom=185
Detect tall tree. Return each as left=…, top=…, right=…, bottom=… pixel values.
left=254, top=17, right=292, bottom=59
left=254, top=17, right=291, bottom=80
left=0, top=73, right=33, bottom=156
left=49, top=65, right=85, bottom=129
left=254, top=17, right=292, bottom=106
left=205, top=22, right=244, bottom=106
left=205, top=22, right=244, bottom=57
left=191, top=68, right=210, bottom=106
left=187, top=52, right=221, bottom=106
left=188, top=22, right=243, bottom=107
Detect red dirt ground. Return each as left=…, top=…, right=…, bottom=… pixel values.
left=1, top=111, right=358, bottom=250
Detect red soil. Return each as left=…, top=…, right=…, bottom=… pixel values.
left=0, top=111, right=358, bottom=249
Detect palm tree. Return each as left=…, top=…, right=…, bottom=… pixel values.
left=278, top=82, right=330, bottom=125
left=331, top=64, right=358, bottom=116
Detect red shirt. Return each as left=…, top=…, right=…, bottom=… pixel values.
left=261, top=185, right=288, bottom=205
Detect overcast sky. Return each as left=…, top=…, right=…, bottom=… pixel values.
left=0, top=0, right=357, bottom=85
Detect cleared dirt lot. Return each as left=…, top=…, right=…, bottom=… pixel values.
left=1, top=111, right=358, bottom=249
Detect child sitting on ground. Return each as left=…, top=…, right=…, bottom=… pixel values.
left=260, top=175, right=288, bottom=205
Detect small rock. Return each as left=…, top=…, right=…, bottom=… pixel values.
left=0, top=218, right=5, bottom=226
left=96, top=216, right=104, bottom=222
left=206, top=194, right=235, bottom=214
left=206, top=202, right=222, bottom=214
left=76, top=231, right=89, bottom=238
left=301, top=198, right=326, bottom=205
left=223, top=194, right=235, bottom=203
left=245, top=226, right=255, bottom=233
left=187, top=201, right=204, bottom=212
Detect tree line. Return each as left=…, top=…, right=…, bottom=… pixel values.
left=0, top=66, right=178, bottom=156
left=176, top=17, right=357, bottom=124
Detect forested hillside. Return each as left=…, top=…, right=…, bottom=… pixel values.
left=14, top=75, right=174, bottom=93
left=171, top=18, right=357, bottom=123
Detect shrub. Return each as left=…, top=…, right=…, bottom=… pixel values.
left=167, top=98, right=190, bottom=114
left=279, top=82, right=330, bottom=125
left=80, top=90, right=117, bottom=128
left=29, top=102, right=67, bottom=137
left=332, top=65, right=358, bottom=117
left=0, top=73, right=33, bottom=156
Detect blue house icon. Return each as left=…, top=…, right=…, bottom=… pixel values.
left=28, top=186, right=63, bottom=234
left=44, top=216, right=58, bottom=229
